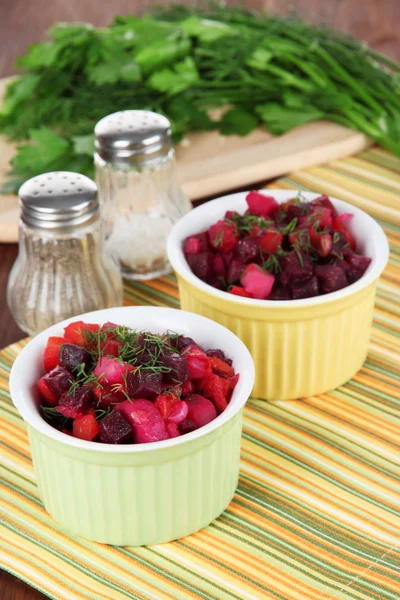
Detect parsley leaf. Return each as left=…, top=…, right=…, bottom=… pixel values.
left=218, top=107, right=258, bottom=136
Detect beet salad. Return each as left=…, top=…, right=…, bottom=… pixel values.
left=183, top=192, right=372, bottom=300
left=37, top=321, right=239, bottom=444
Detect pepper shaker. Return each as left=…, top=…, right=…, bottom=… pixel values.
left=94, top=110, right=192, bottom=280
left=7, top=172, right=123, bottom=336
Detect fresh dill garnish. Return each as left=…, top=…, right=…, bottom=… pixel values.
left=294, top=246, right=305, bottom=267
left=212, top=230, right=224, bottom=248
left=260, top=250, right=282, bottom=274
left=40, top=406, right=70, bottom=429
left=68, top=363, right=102, bottom=395
left=225, top=214, right=272, bottom=235
left=312, top=219, right=320, bottom=232
left=333, top=231, right=340, bottom=244
left=281, top=218, right=298, bottom=235
left=94, top=407, right=112, bottom=421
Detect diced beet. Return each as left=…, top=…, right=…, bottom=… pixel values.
left=225, top=210, right=240, bottom=221
left=332, top=218, right=357, bottom=250
left=285, top=203, right=304, bottom=220
left=268, top=286, right=292, bottom=300
left=182, top=394, right=217, bottom=430
left=212, top=254, right=226, bottom=276
left=181, top=379, right=194, bottom=397
left=208, top=356, right=235, bottom=377
left=167, top=422, right=180, bottom=438
left=205, top=349, right=233, bottom=367
left=154, top=392, right=178, bottom=418
left=72, top=413, right=99, bottom=441
left=246, top=191, right=279, bottom=216
left=116, top=400, right=169, bottom=443
left=199, top=373, right=233, bottom=412
left=221, top=252, right=233, bottom=268
left=159, top=351, right=189, bottom=384
left=56, top=386, right=96, bottom=418
left=127, top=369, right=163, bottom=400
left=228, top=285, right=252, bottom=298
left=344, top=253, right=372, bottom=283
left=346, top=253, right=372, bottom=273
left=99, top=411, right=132, bottom=444
left=241, top=263, right=275, bottom=299
left=310, top=233, right=332, bottom=257
left=227, top=260, right=245, bottom=285
left=94, top=357, right=132, bottom=386
left=101, top=321, right=119, bottom=330
left=184, top=237, right=201, bottom=254
left=288, top=227, right=309, bottom=247
left=175, top=335, right=198, bottom=352
left=314, top=264, right=348, bottom=294
left=64, top=321, right=100, bottom=347
left=59, top=343, right=92, bottom=374
left=37, top=376, right=57, bottom=406
left=43, top=336, right=67, bottom=372
left=309, top=206, right=333, bottom=228
left=280, top=250, right=313, bottom=287
left=234, top=236, right=260, bottom=264
left=291, top=276, right=319, bottom=299
left=260, top=229, right=283, bottom=254
left=43, top=366, right=74, bottom=401
left=311, top=195, right=338, bottom=217
left=178, top=418, right=197, bottom=435
left=208, top=220, right=240, bottom=252
left=97, top=386, right=125, bottom=409
left=101, top=339, right=123, bottom=357
left=331, top=230, right=352, bottom=256
left=184, top=345, right=212, bottom=379
left=186, top=252, right=214, bottom=279
left=205, top=276, right=226, bottom=290
left=167, top=400, right=189, bottom=424
left=194, top=232, right=211, bottom=252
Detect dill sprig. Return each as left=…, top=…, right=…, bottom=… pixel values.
left=40, top=406, right=70, bottom=430
left=225, top=213, right=273, bottom=235
left=280, top=218, right=298, bottom=235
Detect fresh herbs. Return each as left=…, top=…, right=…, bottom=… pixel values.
left=2, top=5, right=400, bottom=192
left=281, top=218, right=298, bottom=235
left=260, top=251, right=282, bottom=274
left=225, top=213, right=273, bottom=235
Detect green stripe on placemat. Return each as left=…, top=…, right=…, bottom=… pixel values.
left=1, top=146, right=400, bottom=600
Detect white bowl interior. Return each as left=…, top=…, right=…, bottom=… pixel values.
left=10, top=307, right=255, bottom=453
left=167, top=190, right=389, bottom=307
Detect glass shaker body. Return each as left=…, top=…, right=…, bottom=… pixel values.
left=95, top=111, right=191, bottom=280
left=7, top=172, right=123, bottom=336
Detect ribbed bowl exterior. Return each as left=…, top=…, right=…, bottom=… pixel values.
left=28, top=410, right=243, bottom=546
left=178, top=275, right=377, bottom=400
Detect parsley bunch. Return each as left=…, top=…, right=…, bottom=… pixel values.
left=1, top=5, right=400, bottom=192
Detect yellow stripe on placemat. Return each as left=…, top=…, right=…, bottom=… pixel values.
left=1, top=146, right=400, bottom=600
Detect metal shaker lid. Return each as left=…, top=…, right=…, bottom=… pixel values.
left=19, top=172, right=99, bottom=230
left=94, top=110, right=172, bottom=165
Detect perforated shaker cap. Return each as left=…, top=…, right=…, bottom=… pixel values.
left=19, top=172, right=99, bottom=230
left=94, top=110, right=172, bottom=165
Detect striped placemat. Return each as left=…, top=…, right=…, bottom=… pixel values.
left=1, top=146, right=400, bottom=600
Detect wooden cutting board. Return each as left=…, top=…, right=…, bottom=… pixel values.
left=0, top=77, right=371, bottom=243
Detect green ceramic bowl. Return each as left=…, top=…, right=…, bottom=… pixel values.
left=10, top=306, right=255, bottom=545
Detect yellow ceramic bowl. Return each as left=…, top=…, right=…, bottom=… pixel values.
left=167, top=190, right=389, bottom=400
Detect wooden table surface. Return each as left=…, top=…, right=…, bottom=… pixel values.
left=1, top=0, right=399, bottom=598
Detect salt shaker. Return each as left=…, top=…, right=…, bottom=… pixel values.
left=94, top=110, right=191, bottom=280
left=7, top=171, right=123, bottom=336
